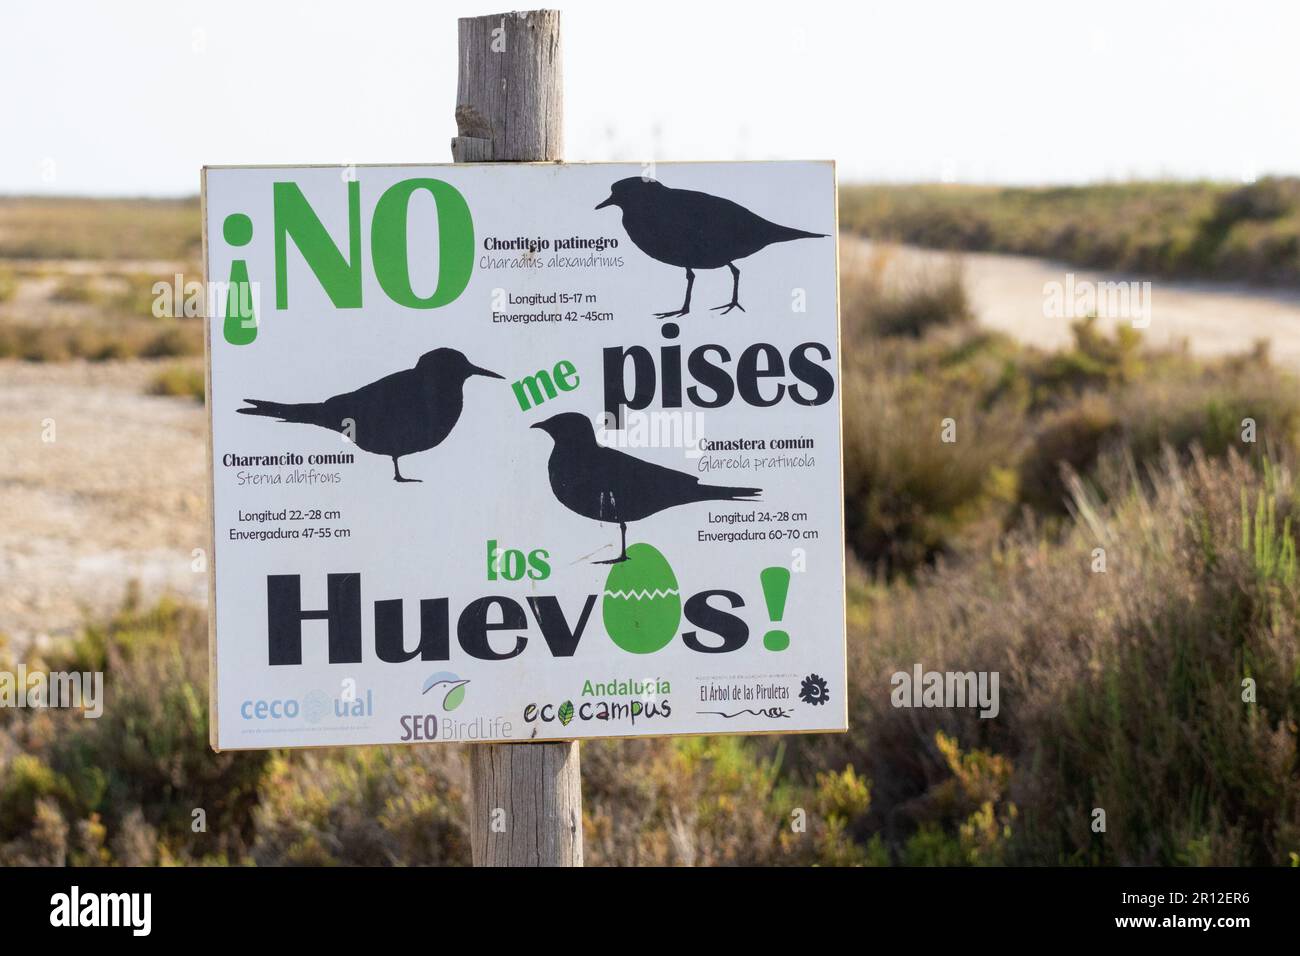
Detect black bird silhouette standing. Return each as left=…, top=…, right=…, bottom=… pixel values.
left=595, top=177, right=827, bottom=318
left=532, top=412, right=761, bottom=563
left=236, top=348, right=503, bottom=483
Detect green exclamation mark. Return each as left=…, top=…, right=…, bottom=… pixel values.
left=223, top=213, right=257, bottom=345
left=760, top=566, right=791, bottom=651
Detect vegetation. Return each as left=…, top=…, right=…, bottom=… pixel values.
left=840, top=246, right=1300, bottom=573
left=0, top=200, right=203, bottom=363
left=147, top=362, right=206, bottom=401
left=1, top=200, right=1298, bottom=866
left=46, top=270, right=164, bottom=316
left=0, top=198, right=200, bottom=261
left=0, top=320, right=201, bottom=361
left=782, top=450, right=1300, bottom=865
left=841, top=178, right=1300, bottom=285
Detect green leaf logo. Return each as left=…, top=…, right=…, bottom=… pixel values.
left=557, top=700, right=575, bottom=726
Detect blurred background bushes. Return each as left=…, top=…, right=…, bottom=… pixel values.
left=2, top=193, right=1299, bottom=866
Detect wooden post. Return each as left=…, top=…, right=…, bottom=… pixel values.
left=452, top=10, right=563, bottom=163
left=453, top=9, right=582, bottom=867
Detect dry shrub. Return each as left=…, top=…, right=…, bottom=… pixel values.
left=789, top=450, right=1300, bottom=864
left=840, top=178, right=1300, bottom=284
left=252, top=748, right=469, bottom=866
left=841, top=243, right=973, bottom=342
left=581, top=737, right=788, bottom=866
left=0, top=597, right=269, bottom=864
left=0, top=197, right=199, bottom=261
left=148, top=362, right=205, bottom=401
left=842, top=364, right=1019, bottom=572
left=582, top=737, right=884, bottom=866
left=1019, top=350, right=1300, bottom=514
left=0, top=320, right=202, bottom=361
left=1017, top=392, right=1120, bottom=513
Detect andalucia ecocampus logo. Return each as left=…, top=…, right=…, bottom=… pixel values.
left=216, top=176, right=475, bottom=345
left=525, top=675, right=673, bottom=731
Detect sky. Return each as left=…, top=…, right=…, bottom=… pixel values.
left=3, top=0, right=1298, bottom=195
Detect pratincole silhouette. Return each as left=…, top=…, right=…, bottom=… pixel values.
left=531, top=412, right=761, bottom=563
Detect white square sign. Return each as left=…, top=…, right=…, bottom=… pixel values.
left=203, top=160, right=846, bottom=749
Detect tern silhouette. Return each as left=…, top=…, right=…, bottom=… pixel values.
left=237, top=348, right=503, bottom=482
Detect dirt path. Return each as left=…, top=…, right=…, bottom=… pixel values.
left=842, top=237, right=1300, bottom=367
left=0, top=359, right=207, bottom=645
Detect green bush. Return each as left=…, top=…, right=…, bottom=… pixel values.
left=0, top=320, right=203, bottom=362
left=582, top=736, right=789, bottom=865
left=0, top=197, right=199, bottom=261
left=0, top=597, right=268, bottom=864
left=842, top=363, right=1019, bottom=572
left=1017, top=392, right=1119, bottom=513
left=252, top=748, right=469, bottom=866
left=4, top=249, right=1299, bottom=868
left=840, top=178, right=1300, bottom=284
left=841, top=249, right=973, bottom=340
left=788, top=451, right=1300, bottom=865
left=148, top=363, right=205, bottom=401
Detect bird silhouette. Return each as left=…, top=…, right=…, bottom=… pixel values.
left=236, top=348, right=503, bottom=482
left=531, top=412, right=761, bottom=563
left=595, top=177, right=827, bottom=318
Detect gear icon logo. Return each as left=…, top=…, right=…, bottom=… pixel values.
left=799, top=673, right=830, bottom=706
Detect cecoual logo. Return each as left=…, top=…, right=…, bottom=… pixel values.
left=240, top=696, right=301, bottom=720
left=217, top=176, right=476, bottom=345
left=239, top=684, right=375, bottom=723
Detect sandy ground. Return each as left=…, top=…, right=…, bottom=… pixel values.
left=0, top=359, right=207, bottom=645
left=6, top=242, right=1300, bottom=643
left=843, top=238, right=1300, bottom=367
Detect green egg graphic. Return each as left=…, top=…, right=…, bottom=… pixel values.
left=602, top=543, right=682, bottom=654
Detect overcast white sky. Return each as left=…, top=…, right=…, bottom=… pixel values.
left=3, top=0, right=1297, bottom=195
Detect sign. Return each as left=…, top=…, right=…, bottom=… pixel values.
left=203, top=161, right=846, bottom=749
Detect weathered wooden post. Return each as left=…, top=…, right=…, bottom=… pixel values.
left=452, top=9, right=582, bottom=867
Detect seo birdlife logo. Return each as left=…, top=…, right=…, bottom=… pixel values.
left=422, top=672, right=471, bottom=712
